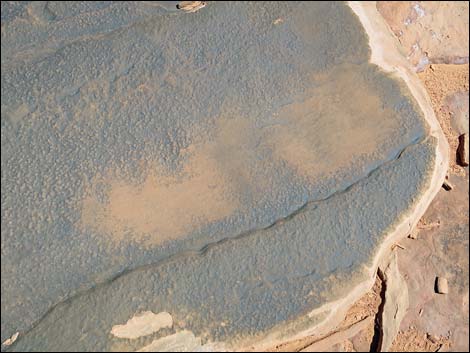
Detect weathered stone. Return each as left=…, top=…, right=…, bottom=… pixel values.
left=408, top=227, right=419, bottom=239
left=110, top=311, right=173, bottom=339
left=436, top=277, right=449, bottom=294
left=380, top=252, right=409, bottom=352
left=458, top=133, right=469, bottom=166
left=442, top=179, right=454, bottom=191
left=0, top=2, right=443, bottom=351
left=2, top=332, right=19, bottom=347
left=300, top=317, right=373, bottom=352
left=177, top=1, right=206, bottom=13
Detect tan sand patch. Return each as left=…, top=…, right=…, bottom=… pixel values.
left=80, top=115, right=270, bottom=247
left=80, top=66, right=412, bottom=247
left=377, top=2, right=469, bottom=69
left=418, top=64, right=469, bottom=175
left=81, top=146, right=238, bottom=246
left=80, top=65, right=408, bottom=247
left=390, top=327, right=451, bottom=352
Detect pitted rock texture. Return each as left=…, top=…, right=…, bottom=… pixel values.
left=1, top=1, right=437, bottom=351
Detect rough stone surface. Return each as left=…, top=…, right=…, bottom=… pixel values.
left=380, top=252, right=409, bottom=352
left=394, top=172, right=469, bottom=352
left=268, top=2, right=469, bottom=351
left=418, top=64, right=469, bottom=176
left=1, top=1, right=437, bottom=351
left=435, top=277, right=449, bottom=295
left=458, top=133, right=469, bottom=167
left=376, top=1, right=469, bottom=70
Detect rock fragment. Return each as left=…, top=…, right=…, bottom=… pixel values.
left=442, top=179, right=453, bottom=191
left=176, top=1, right=206, bottom=13
left=110, top=311, right=173, bottom=339
left=379, top=251, right=409, bottom=352
left=408, top=227, right=419, bottom=239
left=2, top=332, right=19, bottom=347
left=435, top=277, right=449, bottom=294
left=392, top=243, right=406, bottom=250
left=458, top=133, right=469, bottom=166
left=300, top=317, right=373, bottom=352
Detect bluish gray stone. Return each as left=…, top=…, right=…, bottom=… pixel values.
left=1, top=1, right=436, bottom=351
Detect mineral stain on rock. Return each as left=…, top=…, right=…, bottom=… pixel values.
left=80, top=150, right=238, bottom=246
left=1, top=1, right=437, bottom=351
left=265, top=64, right=403, bottom=182
left=80, top=62, right=421, bottom=248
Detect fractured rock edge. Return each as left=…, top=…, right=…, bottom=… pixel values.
left=299, top=316, right=374, bottom=352
left=379, top=251, right=409, bottom=352
left=239, top=1, right=449, bottom=351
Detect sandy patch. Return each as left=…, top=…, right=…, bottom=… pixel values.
left=80, top=113, right=275, bottom=246
left=81, top=147, right=238, bottom=246
left=418, top=64, right=469, bottom=175
left=390, top=327, right=451, bottom=352
left=268, top=276, right=382, bottom=352
left=252, top=1, right=449, bottom=351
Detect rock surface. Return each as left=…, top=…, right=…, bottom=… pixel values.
left=395, top=172, right=469, bottom=352
left=418, top=64, right=469, bottom=175
left=377, top=1, right=469, bottom=70
left=458, top=133, right=469, bottom=167
left=1, top=1, right=442, bottom=351
left=266, top=2, right=468, bottom=351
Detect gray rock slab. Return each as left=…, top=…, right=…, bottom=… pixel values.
left=1, top=1, right=437, bottom=350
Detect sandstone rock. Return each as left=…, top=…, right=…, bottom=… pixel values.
left=408, top=227, right=419, bottom=239
left=2, top=332, right=19, bottom=347
left=377, top=2, right=469, bottom=70
left=177, top=1, right=206, bottom=13
left=436, top=277, right=449, bottom=294
left=0, top=2, right=442, bottom=351
left=458, top=133, right=469, bottom=166
left=442, top=179, right=453, bottom=191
